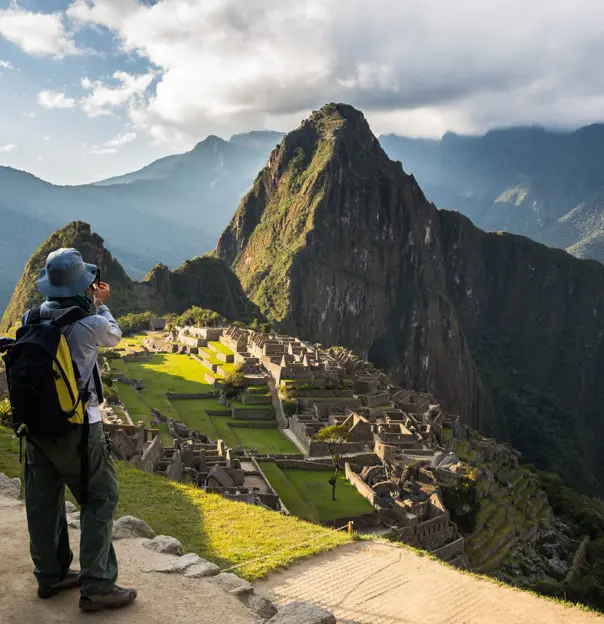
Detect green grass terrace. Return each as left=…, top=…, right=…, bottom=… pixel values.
left=259, top=462, right=375, bottom=523
left=109, top=345, right=298, bottom=454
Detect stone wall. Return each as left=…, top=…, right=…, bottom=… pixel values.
left=345, top=463, right=378, bottom=506
left=231, top=406, right=275, bottom=420
left=308, top=440, right=370, bottom=457
left=431, top=536, right=465, bottom=562
left=166, top=392, right=216, bottom=400
left=164, top=449, right=184, bottom=481
left=132, top=434, right=162, bottom=474
left=275, top=460, right=333, bottom=470
left=229, top=421, right=279, bottom=429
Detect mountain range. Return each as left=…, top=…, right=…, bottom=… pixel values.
left=381, top=125, right=604, bottom=263
left=0, top=131, right=282, bottom=314
left=5, top=104, right=604, bottom=498
left=5, top=120, right=604, bottom=319
left=7, top=120, right=604, bottom=321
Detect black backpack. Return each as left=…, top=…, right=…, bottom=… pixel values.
left=2, top=306, right=96, bottom=438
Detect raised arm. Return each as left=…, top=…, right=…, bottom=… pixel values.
left=94, top=305, right=122, bottom=347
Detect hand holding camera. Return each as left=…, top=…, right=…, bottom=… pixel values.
left=91, top=282, right=110, bottom=307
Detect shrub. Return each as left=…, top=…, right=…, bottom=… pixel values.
left=249, top=318, right=272, bottom=333
left=117, top=311, right=154, bottom=335
left=103, top=383, right=120, bottom=405
left=175, top=307, right=225, bottom=327
left=0, top=399, right=11, bottom=426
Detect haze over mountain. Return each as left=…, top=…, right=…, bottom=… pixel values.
left=381, top=125, right=604, bottom=263
left=0, top=131, right=283, bottom=315
left=217, top=103, right=604, bottom=496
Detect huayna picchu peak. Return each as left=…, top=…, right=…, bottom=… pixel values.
left=217, top=103, right=604, bottom=497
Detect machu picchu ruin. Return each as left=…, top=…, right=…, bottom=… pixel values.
left=96, top=321, right=563, bottom=582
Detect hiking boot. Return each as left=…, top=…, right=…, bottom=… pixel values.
left=38, top=569, right=80, bottom=599
left=79, top=585, right=137, bottom=612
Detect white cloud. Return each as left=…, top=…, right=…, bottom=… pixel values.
left=80, top=71, right=153, bottom=117
left=104, top=132, right=136, bottom=148
left=0, top=60, right=13, bottom=69
left=0, top=5, right=78, bottom=58
left=37, top=90, right=77, bottom=109
left=0, top=143, right=17, bottom=153
left=89, top=131, right=137, bottom=155
left=65, top=0, right=604, bottom=141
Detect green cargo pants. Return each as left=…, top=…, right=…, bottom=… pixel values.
left=24, top=422, right=119, bottom=596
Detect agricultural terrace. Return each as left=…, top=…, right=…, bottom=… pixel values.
left=259, top=462, right=374, bottom=523
left=109, top=335, right=298, bottom=454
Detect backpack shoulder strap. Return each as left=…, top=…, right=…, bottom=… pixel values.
left=25, top=307, right=42, bottom=326
left=51, top=307, right=87, bottom=329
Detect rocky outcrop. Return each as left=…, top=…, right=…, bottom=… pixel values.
left=216, top=103, right=604, bottom=496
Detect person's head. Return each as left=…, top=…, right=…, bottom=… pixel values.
left=37, top=248, right=98, bottom=302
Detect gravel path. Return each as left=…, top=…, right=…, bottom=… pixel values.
left=0, top=496, right=258, bottom=624
left=255, top=541, right=604, bottom=624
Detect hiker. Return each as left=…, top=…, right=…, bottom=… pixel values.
left=17, top=248, right=137, bottom=611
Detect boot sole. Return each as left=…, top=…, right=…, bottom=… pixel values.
left=79, top=597, right=136, bottom=612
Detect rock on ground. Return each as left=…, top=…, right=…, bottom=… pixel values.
left=143, top=535, right=184, bottom=556
left=212, top=572, right=253, bottom=597
left=112, top=515, right=156, bottom=540
left=0, top=474, right=20, bottom=500
left=245, top=594, right=278, bottom=620
left=0, top=494, right=259, bottom=624
left=267, top=602, right=336, bottom=624
left=65, top=501, right=77, bottom=514
left=145, top=552, right=204, bottom=573
left=183, top=561, right=221, bottom=578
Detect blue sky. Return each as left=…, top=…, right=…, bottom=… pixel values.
left=2, top=0, right=604, bottom=185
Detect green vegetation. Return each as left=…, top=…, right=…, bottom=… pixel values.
left=0, top=398, right=11, bottom=427
left=110, top=351, right=297, bottom=454
left=175, top=306, right=225, bottom=327
left=208, top=341, right=233, bottom=355
left=116, top=311, right=154, bottom=335
left=0, top=426, right=19, bottom=476
left=315, top=424, right=351, bottom=500
left=0, top=426, right=350, bottom=579
left=259, top=462, right=374, bottom=523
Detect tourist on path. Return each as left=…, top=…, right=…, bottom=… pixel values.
left=19, top=248, right=137, bottom=611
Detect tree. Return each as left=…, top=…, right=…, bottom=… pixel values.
left=315, top=424, right=351, bottom=501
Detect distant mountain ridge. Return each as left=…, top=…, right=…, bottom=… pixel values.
left=380, top=124, right=604, bottom=263
left=1, top=221, right=260, bottom=331
left=0, top=131, right=283, bottom=315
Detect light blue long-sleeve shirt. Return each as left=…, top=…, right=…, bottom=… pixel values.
left=23, top=304, right=122, bottom=423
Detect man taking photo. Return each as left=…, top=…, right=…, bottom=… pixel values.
left=13, top=248, right=137, bottom=612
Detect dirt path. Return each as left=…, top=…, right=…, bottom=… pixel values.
left=0, top=496, right=258, bottom=624
left=255, top=541, right=604, bottom=624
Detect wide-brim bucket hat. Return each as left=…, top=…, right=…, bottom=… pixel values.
left=37, top=248, right=98, bottom=298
